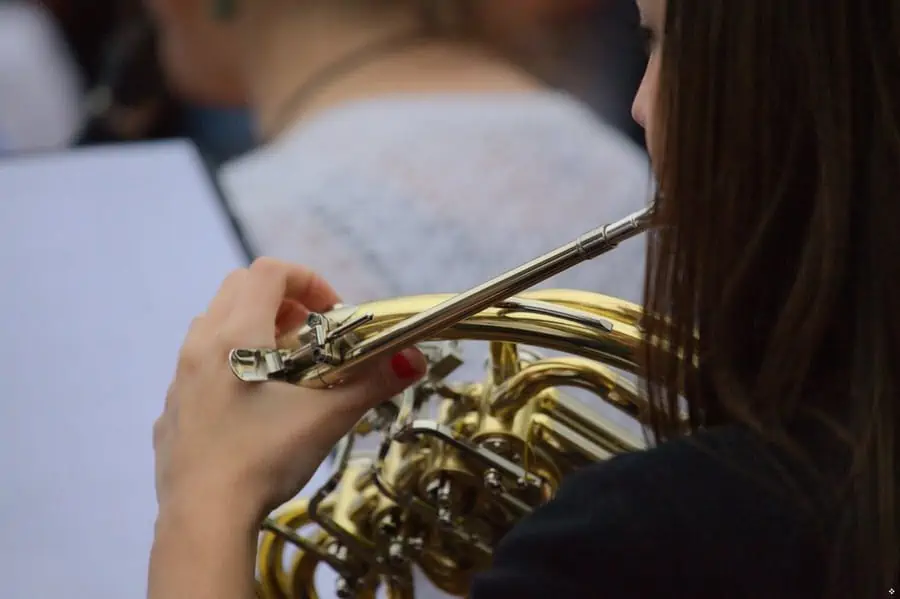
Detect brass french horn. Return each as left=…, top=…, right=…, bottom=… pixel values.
left=230, top=205, right=659, bottom=598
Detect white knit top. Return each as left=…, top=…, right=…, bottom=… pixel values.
left=219, top=91, right=652, bottom=307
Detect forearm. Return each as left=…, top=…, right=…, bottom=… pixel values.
left=148, top=501, right=259, bottom=599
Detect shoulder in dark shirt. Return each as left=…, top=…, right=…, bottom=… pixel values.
left=470, top=425, right=828, bottom=599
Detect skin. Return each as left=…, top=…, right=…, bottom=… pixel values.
left=148, top=2, right=658, bottom=597
left=632, top=0, right=662, bottom=162
left=143, top=0, right=582, bottom=140
left=149, top=258, right=427, bottom=599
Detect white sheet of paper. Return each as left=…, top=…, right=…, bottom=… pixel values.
left=0, top=141, right=330, bottom=598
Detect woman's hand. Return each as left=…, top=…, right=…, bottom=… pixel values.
left=152, top=257, right=427, bottom=525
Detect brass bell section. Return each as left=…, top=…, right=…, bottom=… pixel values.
left=255, top=290, right=650, bottom=598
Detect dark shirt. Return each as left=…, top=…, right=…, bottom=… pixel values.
left=470, top=425, right=829, bottom=599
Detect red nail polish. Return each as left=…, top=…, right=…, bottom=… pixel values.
left=390, top=352, right=419, bottom=379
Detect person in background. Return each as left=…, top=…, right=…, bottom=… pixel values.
left=558, top=0, right=647, bottom=149
left=0, top=1, right=82, bottom=154
left=36, top=0, right=126, bottom=88
left=145, top=0, right=652, bottom=309
left=72, top=15, right=183, bottom=146
left=38, top=0, right=254, bottom=163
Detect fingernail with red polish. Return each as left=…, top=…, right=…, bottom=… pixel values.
left=391, top=352, right=421, bottom=380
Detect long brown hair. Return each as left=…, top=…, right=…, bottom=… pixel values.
left=641, top=1, right=900, bottom=596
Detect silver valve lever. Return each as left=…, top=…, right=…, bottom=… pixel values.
left=227, top=204, right=654, bottom=388
left=229, top=310, right=374, bottom=383
left=309, top=312, right=374, bottom=366
left=228, top=348, right=293, bottom=382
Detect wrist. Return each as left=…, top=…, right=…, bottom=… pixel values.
left=149, top=494, right=260, bottom=599
left=156, top=492, right=264, bottom=539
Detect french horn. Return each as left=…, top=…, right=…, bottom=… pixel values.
left=229, top=205, right=658, bottom=598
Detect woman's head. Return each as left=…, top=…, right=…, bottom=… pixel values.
left=145, top=0, right=593, bottom=107
left=633, top=0, right=900, bottom=594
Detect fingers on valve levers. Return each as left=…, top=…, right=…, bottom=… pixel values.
left=246, top=257, right=341, bottom=315
left=363, top=348, right=427, bottom=399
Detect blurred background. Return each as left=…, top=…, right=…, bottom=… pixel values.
left=1, top=0, right=255, bottom=164
left=0, top=1, right=651, bottom=597
left=2, top=0, right=646, bottom=164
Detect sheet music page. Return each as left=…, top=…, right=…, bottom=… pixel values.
left=0, top=141, right=333, bottom=598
